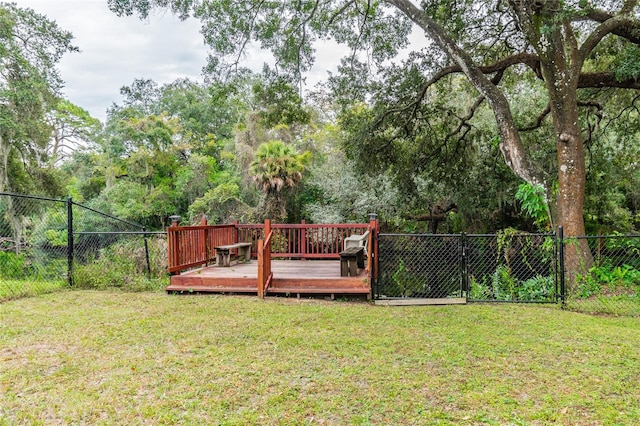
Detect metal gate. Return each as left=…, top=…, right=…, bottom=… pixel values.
left=375, top=233, right=558, bottom=303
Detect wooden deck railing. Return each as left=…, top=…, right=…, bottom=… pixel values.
left=237, top=222, right=371, bottom=259
left=167, top=219, right=236, bottom=273
left=257, top=220, right=273, bottom=299
left=167, top=218, right=379, bottom=276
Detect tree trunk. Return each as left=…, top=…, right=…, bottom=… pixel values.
left=0, top=135, right=9, bottom=194
left=545, top=84, right=593, bottom=290
left=537, top=17, right=594, bottom=291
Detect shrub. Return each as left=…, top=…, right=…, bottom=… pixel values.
left=72, top=237, right=167, bottom=291
left=576, top=262, right=640, bottom=299
left=0, top=251, right=27, bottom=279
left=469, top=268, right=554, bottom=302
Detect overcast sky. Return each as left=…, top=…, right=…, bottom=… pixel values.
left=14, top=0, right=210, bottom=122
left=16, top=0, right=345, bottom=123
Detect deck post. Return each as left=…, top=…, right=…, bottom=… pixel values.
left=168, top=215, right=181, bottom=275
left=200, top=216, right=208, bottom=265
left=265, top=218, right=271, bottom=240
left=369, top=213, right=379, bottom=285
left=257, top=239, right=264, bottom=299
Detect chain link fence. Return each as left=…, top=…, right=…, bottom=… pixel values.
left=466, top=233, right=557, bottom=303
left=1, top=193, right=168, bottom=302
left=70, top=202, right=167, bottom=291
left=0, top=194, right=68, bottom=301
left=376, top=232, right=557, bottom=303
left=4, top=191, right=639, bottom=316
left=376, top=234, right=463, bottom=299
left=564, top=235, right=640, bottom=316
left=376, top=231, right=640, bottom=315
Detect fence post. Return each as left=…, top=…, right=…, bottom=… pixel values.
left=265, top=218, right=271, bottom=239
left=168, top=215, right=181, bottom=275
left=558, top=226, right=566, bottom=306
left=460, top=232, right=467, bottom=299
left=143, top=226, right=151, bottom=278
left=67, top=197, right=74, bottom=287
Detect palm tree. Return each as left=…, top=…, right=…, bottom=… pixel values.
left=249, top=140, right=310, bottom=221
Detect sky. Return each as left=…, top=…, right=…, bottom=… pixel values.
left=15, top=0, right=343, bottom=123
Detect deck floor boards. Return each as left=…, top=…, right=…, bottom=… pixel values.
left=167, top=260, right=370, bottom=296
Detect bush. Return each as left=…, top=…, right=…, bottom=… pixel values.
left=73, top=237, right=168, bottom=291
left=0, top=251, right=27, bottom=279
left=469, top=267, right=554, bottom=302
left=576, top=262, right=640, bottom=299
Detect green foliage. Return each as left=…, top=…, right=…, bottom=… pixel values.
left=605, top=233, right=640, bottom=260
left=188, top=180, right=253, bottom=224
left=0, top=251, right=26, bottom=279
left=515, top=183, right=550, bottom=231
left=388, top=259, right=411, bottom=297
left=250, top=140, right=311, bottom=221
left=583, top=123, right=640, bottom=233
left=613, top=45, right=640, bottom=82
left=470, top=269, right=554, bottom=302
left=304, top=139, right=403, bottom=225
left=102, top=0, right=640, bottom=240
left=49, top=99, right=101, bottom=166
left=0, top=3, right=77, bottom=193
left=252, top=72, right=311, bottom=127
left=576, top=262, right=640, bottom=299
left=250, top=140, right=310, bottom=193
left=491, top=264, right=516, bottom=301
left=73, top=238, right=167, bottom=291
left=518, top=275, right=554, bottom=301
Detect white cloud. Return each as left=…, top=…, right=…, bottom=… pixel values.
left=16, top=0, right=210, bottom=122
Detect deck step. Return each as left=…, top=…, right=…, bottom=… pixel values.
left=268, top=287, right=370, bottom=294
left=166, top=285, right=257, bottom=294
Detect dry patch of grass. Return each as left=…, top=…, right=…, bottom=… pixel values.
left=1, top=291, right=639, bottom=425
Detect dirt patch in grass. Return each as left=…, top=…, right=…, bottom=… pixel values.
left=1, top=291, right=639, bottom=425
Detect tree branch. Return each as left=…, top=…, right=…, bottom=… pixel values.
left=583, top=7, right=640, bottom=45
left=578, top=13, right=635, bottom=70
left=579, top=72, right=640, bottom=89
left=519, top=103, right=551, bottom=132
left=375, top=52, right=540, bottom=128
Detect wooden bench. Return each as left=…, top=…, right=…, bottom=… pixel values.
left=343, top=231, right=369, bottom=269
left=339, top=246, right=364, bottom=277
left=215, top=242, right=252, bottom=267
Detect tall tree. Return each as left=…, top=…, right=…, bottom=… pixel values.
left=249, top=140, right=310, bottom=222
left=0, top=2, right=77, bottom=192
left=47, top=100, right=101, bottom=167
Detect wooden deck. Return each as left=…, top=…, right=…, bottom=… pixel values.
left=166, top=260, right=371, bottom=298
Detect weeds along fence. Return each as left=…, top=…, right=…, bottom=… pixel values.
left=0, top=193, right=167, bottom=301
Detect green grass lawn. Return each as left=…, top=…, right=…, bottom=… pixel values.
left=1, top=291, right=639, bottom=425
